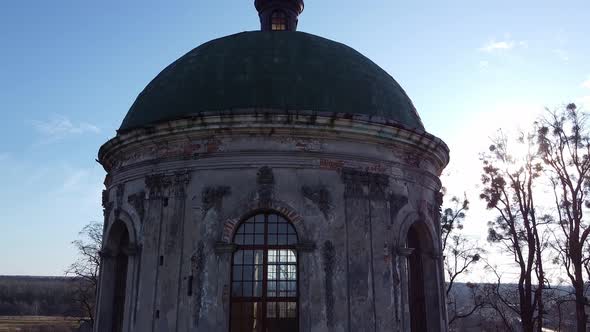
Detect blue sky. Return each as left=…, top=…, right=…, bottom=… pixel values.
left=1, top=0, right=589, bottom=276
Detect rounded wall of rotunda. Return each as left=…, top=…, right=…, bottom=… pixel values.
left=96, top=111, right=449, bottom=332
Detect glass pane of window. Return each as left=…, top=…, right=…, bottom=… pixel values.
left=253, top=280, right=262, bottom=297
left=268, top=250, right=277, bottom=263
left=245, top=234, right=254, bottom=244
left=287, top=302, right=297, bottom=318
left=279, top=224, right=288, bottom=233
left=254, top=265, right=263, bottom=281
left=255, top=234, right=264, bottom=245
left=267, top=302, right=276, bottom=318
left=232, top=281, right=242, bottom=297
left=255, top=223, right=264, bottom=233
left=243, top=282, right=252, bottom=297
left=287, top=250, right=296, bottom=263
left=244, top=251, right=253, bottom=265
left=233, top=265, right=242, bottom=280
left=243, top=265, right=253, bottom=281
left=267, top=264, right=277, bottom=280
left=267, top=280, right=277, bottom=297
left=278, top=234, right=286, bottom=245
left=254, top=250, right=264, bottom=264
left=233, top=251, right=243, bottom=264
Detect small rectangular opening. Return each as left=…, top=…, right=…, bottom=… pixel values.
left=159, top=256, right=164, bottom=266
left=187, top=276, right=194, bottom=296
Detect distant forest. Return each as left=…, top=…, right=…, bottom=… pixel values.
left=0, top=276, right=86, bottom=316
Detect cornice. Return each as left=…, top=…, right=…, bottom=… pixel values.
left=99, top=111, right=449, bottom=175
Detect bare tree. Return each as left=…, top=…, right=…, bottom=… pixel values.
left=537, top=103, right=590, bottom=331
left=66, top=221, right=102, bottom=326
left=441, top=195, right=486, bottom=325
left=480, top=130, right=548, bottom=332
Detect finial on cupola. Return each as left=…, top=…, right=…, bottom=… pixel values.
left=255, top=0, right=304, bottom=31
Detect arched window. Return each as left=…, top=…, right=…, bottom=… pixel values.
left=271, top=11, right=288, bottom=31
left=230, top=212, right=298, bottom=332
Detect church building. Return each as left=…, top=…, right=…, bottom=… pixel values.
left=95, top=1, right=450, bottom=331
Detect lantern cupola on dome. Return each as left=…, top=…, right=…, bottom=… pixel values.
left=255, top=0, right=304, bottom=31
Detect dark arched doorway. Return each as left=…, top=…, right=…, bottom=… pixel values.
left=407, top=223, right=428, bottom=332
left=110, top=221, right=130, bottom=332
left=97, top=219, right=132, bottom=332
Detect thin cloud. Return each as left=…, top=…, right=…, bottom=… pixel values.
left=582, top=78, right=590, bottom=89
left=60, top=168, right=91, bottom=193
left=553, top=49, right=569, bottom=62
left=479, top=38, right=526, bottom=53
left=32, top=115, right=100, bottom=144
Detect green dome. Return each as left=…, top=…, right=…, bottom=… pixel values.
left=120, top=31, right=423, bottom=131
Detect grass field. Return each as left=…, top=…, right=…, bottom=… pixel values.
left=0, top=316, right=81, bottom=332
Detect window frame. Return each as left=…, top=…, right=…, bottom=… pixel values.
left=270, top=10, right=288, bottom=31
left=229, top=210, right=299, bottom=332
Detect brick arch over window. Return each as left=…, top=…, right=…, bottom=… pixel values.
left=396, top=210, right=438, bottom=251
left=103, top=207, right=140, bottom=250
left=222, top=200, right=305, bottom=243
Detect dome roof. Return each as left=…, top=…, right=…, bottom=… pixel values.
left=120, top=31, right=423, bottom=131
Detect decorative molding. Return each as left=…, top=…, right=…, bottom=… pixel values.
left=295, top=241, right=316, bottom=252
left=389, top=193, right=408, bottom=223
left=396, top=247, right=415, bottom=257
left=145, top=173, right=172, bottom=199
left=101, top=189, right=109, bottom=208
left=202, top=186, right=231, bottom=216
left=171, top=171, right=191, bottom=197
left=341, top=168, right=390, bottom=200
left=369, top=173, right=389, bottom=200
left=403, top=152, right=422, bottom=168
left=102, top=189, right=114, bottom=219
left=221, top=201, right=305, bottom=243
left=435, top=191, right=444, bottom=207
left=214, top=242, right=238, bottom=254
left=342, top=168, right=366, bottom=198
left=256, top=166, right=275, bottom=207
left=99, top=112, right=450, bottom=175
left=145, top=171, right=191, bottom=199
left=301, top=185, right=332, bottom=219
left=114, top=184, right=125, bottom=218
left=128, top=191, right=146, bottom=222
left=116, top=184, right=125, bottom=209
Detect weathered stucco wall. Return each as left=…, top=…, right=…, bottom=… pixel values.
left=95, top=112, right=449, bottom=332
